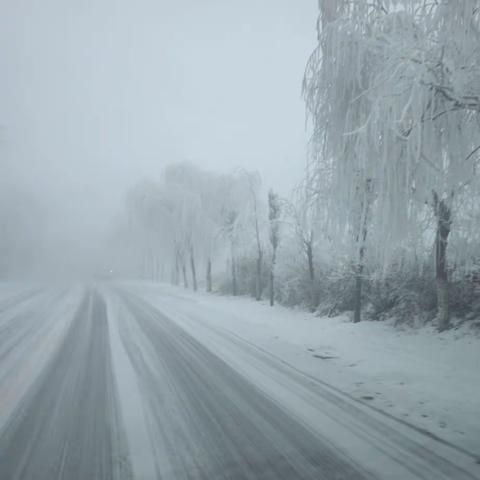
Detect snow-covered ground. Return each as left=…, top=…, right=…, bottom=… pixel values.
left=130, top=282, right=480, bottom=457
left=1, top=281, right=478, bottom=479
left=0, top=283, right=83, bottom=432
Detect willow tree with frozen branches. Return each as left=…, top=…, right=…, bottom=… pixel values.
left=304, top=1, right=480, bottom=329
left=268, top=190, right=282, bottom=306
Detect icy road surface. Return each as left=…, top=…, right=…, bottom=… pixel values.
left=0, top=284, right=478, bottom=480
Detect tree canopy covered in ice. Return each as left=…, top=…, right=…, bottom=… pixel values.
left=107, top=1, right=480, bottom=330
left=302, top=0, right=480, bottom=328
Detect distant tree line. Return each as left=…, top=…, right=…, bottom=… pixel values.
left=119, top=1, right=480, bottom=331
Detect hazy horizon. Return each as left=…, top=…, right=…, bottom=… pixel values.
left=0, top=0, right=317, bottom=278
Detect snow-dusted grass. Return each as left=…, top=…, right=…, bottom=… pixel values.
left=132, top=282, right=480, bottom=456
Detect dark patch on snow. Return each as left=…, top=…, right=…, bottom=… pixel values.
left=312, top=354, right=336, bottom=360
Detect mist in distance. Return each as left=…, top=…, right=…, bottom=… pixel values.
left=0, top=0, right=317, bottom=280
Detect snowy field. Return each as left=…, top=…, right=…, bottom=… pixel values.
left=0, top=281, right=479, bottom=480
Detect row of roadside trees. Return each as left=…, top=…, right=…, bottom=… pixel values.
left=302, top=0, right=480, bottom=331
left=124, top=163, right=283, bottom=306
left=119, top=1, right=480, bottom=332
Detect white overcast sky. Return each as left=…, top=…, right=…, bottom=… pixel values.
left=0, top=0, right=318, bottom=270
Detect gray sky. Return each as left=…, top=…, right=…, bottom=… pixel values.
left=0, top=0, right=317, bottom=274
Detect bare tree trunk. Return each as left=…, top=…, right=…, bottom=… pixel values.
left=269, top=270, right=274, bottom=306
left=231, top=243, right=237, bottom=296
left=206, top=257, right=212, bottom=293
left=353, top=249, right=364, bottom=324
left=182, top=262, right=188, bottom=289
left=269, top=250, right=276, bottom=306
left=307, top=242, right=315, bottom=283
left=437, top=275, right=449, bottom=331
left=174, top=248, right=180, bottom=285
left=268, top=190, right=281, bottom=306
left=250, top=177, right=263, bottom=301
left=231, top=257, right=237, bottom=296
left=353, top=178, right=373, bottom=323
left=433, top=191, right=452, bottom=332
left=190, top=246, right=197, bottom=291
left=255, top=253, right=262, bottom=301
left=306, top=239, right=318, bottom=310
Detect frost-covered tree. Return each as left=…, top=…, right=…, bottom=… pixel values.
left=304, top=0, right=480, bottom=329
left=286, top=179, right=320, bottom=309
left=220, top=208, right=240, bottom=296
left=126, top=181, right=173, bottom=281
left=268, top=190, right=281, bottom=306
left=125, top=163, right=265, bottom=295
left=217, top=170, right=263, bottom=297
left=244, top=171, right=265, bottom=301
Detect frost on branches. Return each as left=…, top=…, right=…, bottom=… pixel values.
left=304, top=1, right=480, bottom=329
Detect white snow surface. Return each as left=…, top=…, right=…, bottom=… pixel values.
left=128, top=282, right=480, bottom=456
left=0, top=283, right=83, bottom=431
left=1, top=281, right=478, bottom=479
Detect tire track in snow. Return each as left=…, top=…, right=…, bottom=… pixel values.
left=125, top=287, right=480, bottom=480
left=0, top=288, right=42, bottom=316
left=115, top=289, right=371, bottom=480
left=0, top=288, right=132, bottom=480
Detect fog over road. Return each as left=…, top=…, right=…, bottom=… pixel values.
left=0, top=284, right=478, bottom=480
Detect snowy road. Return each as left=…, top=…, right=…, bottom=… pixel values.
left=0, top=284, right=478, bottom=480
